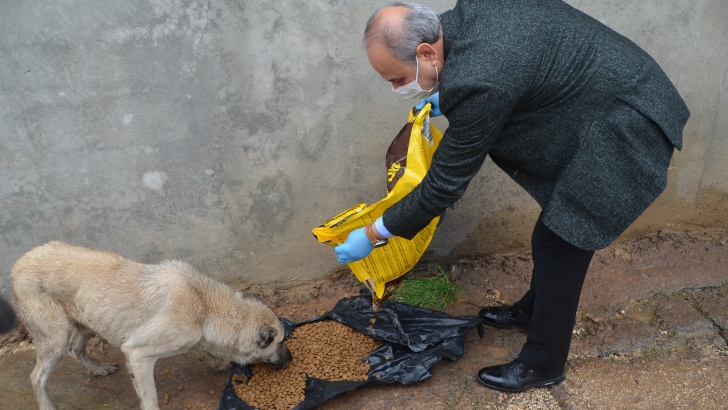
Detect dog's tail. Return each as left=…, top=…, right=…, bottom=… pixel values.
left=11, top=245, right=74, bottom=343
left=12, top=281, right=74, bottom=346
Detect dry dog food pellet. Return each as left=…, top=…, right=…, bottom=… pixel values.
left=232, top=319, right=382, bottom=410
left=369, top=318, right=376, bottom=324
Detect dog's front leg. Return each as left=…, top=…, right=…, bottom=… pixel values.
left=193, top=348, right=232, bottom=371
left=123, top=349, right=160, bottom=410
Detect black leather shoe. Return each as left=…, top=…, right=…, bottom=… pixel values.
left=477, top=359, right=565, bottom=392
left=478, top=305, right=531, bottom=330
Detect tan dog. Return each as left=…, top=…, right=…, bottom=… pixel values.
left=12, top=241, right=291, bottom=410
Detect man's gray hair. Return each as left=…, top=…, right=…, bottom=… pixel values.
left=364, top=2, right=442, bottom=65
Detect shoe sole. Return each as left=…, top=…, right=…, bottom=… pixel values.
left=476, top=373, right=566, bottom=393
left=479, top=318, right=529, bottom=330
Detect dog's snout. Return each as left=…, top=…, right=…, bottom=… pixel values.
left=270, top=344, right=292, bottom=369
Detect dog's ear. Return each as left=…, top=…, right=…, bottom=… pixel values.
left=258, top=325, right=277, bottom=348
left=236, top=290, right=261, bottom=301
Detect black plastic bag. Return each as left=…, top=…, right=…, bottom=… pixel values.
left=218, top=289, right=484, bottom=410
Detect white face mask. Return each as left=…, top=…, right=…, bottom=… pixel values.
left=392, top=56, right=439, bottom=100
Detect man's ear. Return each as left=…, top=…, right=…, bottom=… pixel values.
left=258, top=326, right=277, bottom=348
left=416, top=42, right=438, bottom=63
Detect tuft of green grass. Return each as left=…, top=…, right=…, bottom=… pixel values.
left=391, top=265, right=463, bottom=310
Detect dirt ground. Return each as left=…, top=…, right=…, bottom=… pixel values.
left=1, top=228, right=727, bottom=410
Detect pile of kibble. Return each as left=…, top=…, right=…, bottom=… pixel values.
left=232, top=319, right=383, bottom=410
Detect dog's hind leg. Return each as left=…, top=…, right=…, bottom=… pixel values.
left=31, top=342, right=67, bottom=410
left=16, top=289, right=72, bottom=410
left=68, top=325, right=119, bottom=376
left=25, top=315, right=72, bottom=410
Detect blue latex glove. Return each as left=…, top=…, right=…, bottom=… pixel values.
left=415, top=92, right=442, bottom=117
left=334, top=227, right=374, bottom=263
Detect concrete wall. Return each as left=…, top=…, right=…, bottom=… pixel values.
left=1, top=0, right=726, bottom=298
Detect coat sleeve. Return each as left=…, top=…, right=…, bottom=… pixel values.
left=382, top=84, right=516, bottom=239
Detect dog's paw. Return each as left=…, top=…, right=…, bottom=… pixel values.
left=210, top=361, right=232, bottom=372
left=90, top=362, right=119, bottom=376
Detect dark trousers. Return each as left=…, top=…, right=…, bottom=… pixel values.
left=512, top=216, right=594, bottom=375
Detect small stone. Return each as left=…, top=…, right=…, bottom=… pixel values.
left=86, top=378, right=92, bottom=382
left=164, top=369, right=170, bottom=374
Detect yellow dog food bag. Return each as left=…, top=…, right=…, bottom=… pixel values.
left=312, top=103, right=443, bottom=304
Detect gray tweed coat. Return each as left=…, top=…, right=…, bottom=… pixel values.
left=381, top=0, right=690, bottom=250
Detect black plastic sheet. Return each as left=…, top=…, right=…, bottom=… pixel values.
left=218, top=289, right=483, bottom=410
